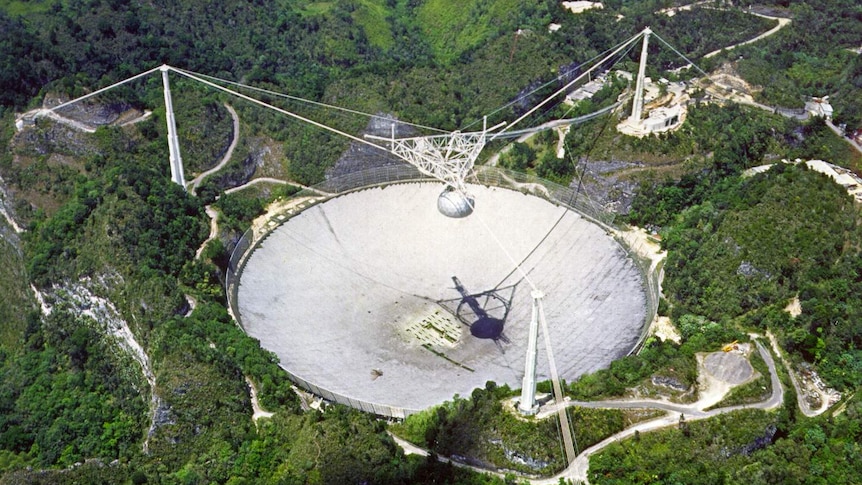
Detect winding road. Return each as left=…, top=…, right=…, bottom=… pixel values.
left=826, top=119, right=862, bottom=155
left=189, top=103, right=240, bottom=193
left=223, top=177, right=318, bottom=195
left=536, top=339, right=782, bottom=484
left=392, top=338, right=785, bottom=484
left=703, top=11, right=791, bottom=59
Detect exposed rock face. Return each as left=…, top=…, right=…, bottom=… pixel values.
left=44, top=93, right=133, bottom=127
left=204, top=153, right=258, bottom=192
left=53, top=102, right=134, bottom=127
left=326, top=114, right=415, bottom=179
left=12, top=121, right=100, bottom=157
left=148, top=398, right=176, bottom=439
left=559, top=61, right=582, bottom=85
left=737, top=260, right=771, bottom=279
left=503, top=447, right=550, bottom=471
left=651, top=374, right=689, bottom=392
left=32, top=275, right=165, bottom=453
left=574, top=158, right=643, bottom=214
left=512, top=80, right=545, bottom=116
left=728, top=424, right=778, bottom=457
left=0, top=175, right=25, bottom=236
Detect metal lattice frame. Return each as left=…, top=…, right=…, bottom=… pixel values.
left=387, top=132, right=483, bottom=193
left=367, top=118, right=504, bottom=194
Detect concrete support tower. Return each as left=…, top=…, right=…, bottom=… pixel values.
left=629, top=27, right=652, bottom=124
left=161, top=65, right=186, bottom=190
left=518, top=289, right=544, bottom=415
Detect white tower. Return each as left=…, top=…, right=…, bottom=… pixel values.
left=518, top=288, right=577, bottom=464
left=518, top=290, right=544, bottom=414
left=629, top=27, right=652, bottom=124
left=161, top=65, right=186, bottom=190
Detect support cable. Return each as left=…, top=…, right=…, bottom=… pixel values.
left=463, top=194, right=538, bottom=293
left=553, top=38, right=640, bottom=124
left=491, top=206, right=568, bottom=291
left=166, top=67, right=395, bottom=156
left=171, top=67, right=449, bottom=134
left=44, top=65, right=164, bottom=113
left=489, top=31, right=644, bottom=141
left=650, top=32, right=711, bottom=78
left=537, top=297, right=577, bottom=464
left=464, top=33, right=643, bottom=132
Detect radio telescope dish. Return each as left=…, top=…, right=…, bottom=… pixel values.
left=235, top=182, right=648, bottom=417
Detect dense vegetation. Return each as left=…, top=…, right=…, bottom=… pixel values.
left=392, top=382, right=646, bottom=475
left=660, top=163, right=862, bottom=389
left=731, top=0, right=862, bottom=127
left=622, top=106, right=862, bottom=227
left=579, top=155, right=862, bottom=483
left=3, top=0, right=838, bottom=185
left=1, top=0, right=861, bottom=483
left=590, top=395, right=862, bottom=485
left=0, top=309, right=147, bottom=468
left=1, top=115, right=505, bottom=482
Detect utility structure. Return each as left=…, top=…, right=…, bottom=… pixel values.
left=15, top=26, right=711, bottom=197
left=14, top=64, right=190, bottom=191
left=629, top=27, right=652, bottom=125
left=618, top=26, right=700, bottom=136
left=161, top=65, right=186, bottom=190
left=367, top=118, right=504, bottom=218
left=518, top=289, right=577, bottom=464
left=518, top=290, right=544, bottom=414
left=16, top=25, right=655, bottom=203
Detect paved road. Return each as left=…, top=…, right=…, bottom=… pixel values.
left=826, top=120, right=862, bottom=156
left=703, top=12, right=791, bottom=59
left=535, top=339, right=782, bottom=484
left=765, top=331, right=841, bottom=418
left=539, top=340, right=782, bottom=418
left=392, top=338, right=783, bottom=484
left=189, top=103, right=240, bottom=193
left=223, top=177, right=321, bottom=195
left=388, top=432, right=429, bottom=457
left=119, top=110, right=153, bottom=126
left=39, top=109, right=97, bottom=133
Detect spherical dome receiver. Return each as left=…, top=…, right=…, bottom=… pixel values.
left=437, top=189, right=474, bottom=218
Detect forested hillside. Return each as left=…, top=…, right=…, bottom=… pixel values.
left=731, top=0, right=862, bottom=127
left=1, top=0, right=861, bottom=483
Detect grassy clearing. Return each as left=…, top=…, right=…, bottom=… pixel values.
left=416, top=0, right=521, bottom=63
left=0, top=0, right=51, bottom=15
left=354, top=0, right=394, bottom=50
left=299, top=2, right=334, bottom=16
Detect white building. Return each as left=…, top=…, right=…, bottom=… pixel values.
left=805, top=97, right=833, bottom=120
left=642, top=104, right=683, bottom=132
left=562, top=1, right=604, bottom=14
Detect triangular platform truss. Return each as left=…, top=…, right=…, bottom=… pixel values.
left=367, top=118, right=504, bottom=194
